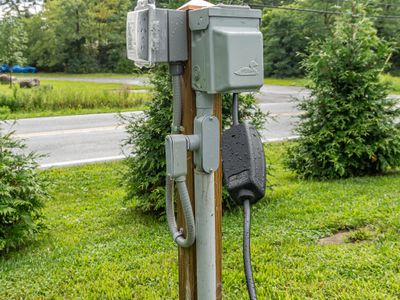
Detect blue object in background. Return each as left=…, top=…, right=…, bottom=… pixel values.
left=11, top=65, right=37, bottom=73
left=0, top=64, right=37, bottom=73
left=0, top=64, right=10, bottom=73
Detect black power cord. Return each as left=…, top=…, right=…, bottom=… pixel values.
left=243, top=199, right=257, bottom=300
left=232, top=93, right=258, bottom=300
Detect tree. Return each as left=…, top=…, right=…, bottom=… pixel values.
left=373, top=0, right=400, bottom=75
left=286, top=4, right=400, bottom=179
left=24, top=0, right=138, bottom=73
left=262, top=1, right=334, bottom=77
left=0, top=15, right=28, bottom=87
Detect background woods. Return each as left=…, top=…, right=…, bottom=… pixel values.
left=1, top=0, right=399, bottom=75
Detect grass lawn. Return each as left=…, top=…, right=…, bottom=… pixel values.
left=1, top=143, right=400, bottom=298
left=14, top=72, right=148, bottom=79
left=0, top=80, right=151, bottom=119
left=264, top=75, right=400, bottom=95
left=264, top=77, right=309, bottom=87
left=382, top=74, right=400, bottom=94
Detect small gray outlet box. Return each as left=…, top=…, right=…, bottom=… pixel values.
left=165, top=135, right=188, bottom=178
left=127, top=2, right=188, bottom=68
left=189, top=5, right=263, bottom=93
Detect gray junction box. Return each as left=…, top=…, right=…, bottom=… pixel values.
left=189, top=5, right=263, bottom=94
left=126, top=4, right=187, bottom=68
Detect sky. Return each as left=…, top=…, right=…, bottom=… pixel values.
left=0, top=0, right=44, bottom=18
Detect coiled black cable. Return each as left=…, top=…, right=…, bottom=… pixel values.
left=232, top=93, right=257, bottom=300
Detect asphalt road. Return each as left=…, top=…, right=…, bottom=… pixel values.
left=9, top=112, right=137, bottom=168
left=9, top=84, right=396, bottom=168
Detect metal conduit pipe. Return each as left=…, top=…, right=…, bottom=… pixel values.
left=166, top=176, right=196, bottom=247
left=165, top=63, right=196, bottom=248
left=171, top=68, right=182, bottom=134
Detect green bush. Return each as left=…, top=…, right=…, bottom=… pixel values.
left=122, top=65, right=268, bottom=214
left=286, top=8, right=400, bottom=179
left=0, top=106, right=11, bottom=116
left=0, top=126, right=47, bottom=253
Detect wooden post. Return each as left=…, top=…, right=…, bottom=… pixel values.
left=177, top=3, right=222, bottom=299
left=177, top=21, right=197, bottom=299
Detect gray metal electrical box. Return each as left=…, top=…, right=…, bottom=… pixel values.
left=126, top=1, right=188, bottom=68
left=189, top=5, right=263, bottom=93
left=165, top=135, right=187, bottom=178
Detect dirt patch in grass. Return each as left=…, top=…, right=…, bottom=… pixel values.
left=319, top=231, right=351, bottom=245
left=319, top=227, right=379, bottom=245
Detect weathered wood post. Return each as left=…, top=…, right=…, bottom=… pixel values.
left=177, top=2, right=222, bottom=299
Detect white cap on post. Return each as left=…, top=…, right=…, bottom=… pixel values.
left=178, top=0, right=214, bottom=11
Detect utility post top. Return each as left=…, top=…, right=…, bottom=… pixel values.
left=178, top=0, right=214, bottom=11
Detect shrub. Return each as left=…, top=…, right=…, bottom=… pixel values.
left=122, top=65, right=268, bottom=214
left=0, top=106, right=11, bottom=116
left=286, top=8, right=400, bottom=179
left=0, top=125, right=47, bottom=253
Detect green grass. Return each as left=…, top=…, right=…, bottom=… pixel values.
left=264, top=75, right=400, bottom=95
left=0, top=80, right=151, bottom=119
left=0, top=107, right=148, bottom=120
left=14, top=72, right=148, bottom=79
left=1, top=143, right=400, bottom=298
left=264, top=77, right=308, bottom=87
left=382, top=74, right=400, bottom=94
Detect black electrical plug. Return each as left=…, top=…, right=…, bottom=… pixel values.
left=221, top=122, right=266, bottom=205
left=221, top=93, right=266, bottom=300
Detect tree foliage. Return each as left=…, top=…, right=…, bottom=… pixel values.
left=262, top=10, right=321, bottom=77
left=0, top=15, right=28, bottom=82
left=0, top=125, right=47, bottom=253
left=286, top=7, right=400, bottom=179
left=2, top=0, right=398, bottom=75
left=373, top=0, right=400, bottom=75
left=262, top=0, right=337, bottom=77
left=262, top=0, right=400, bottom=77
left=24, top=0, right=137, bottom=73
left=122, top=65, right=268, bottom=214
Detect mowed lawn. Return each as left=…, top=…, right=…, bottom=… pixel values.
left=0, top=143, right=399, bottom=299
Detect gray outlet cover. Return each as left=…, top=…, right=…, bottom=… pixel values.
left=189, top=5, right=263, bottom=93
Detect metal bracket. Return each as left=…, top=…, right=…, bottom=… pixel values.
left=194, top=115, right=220, bottom=174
